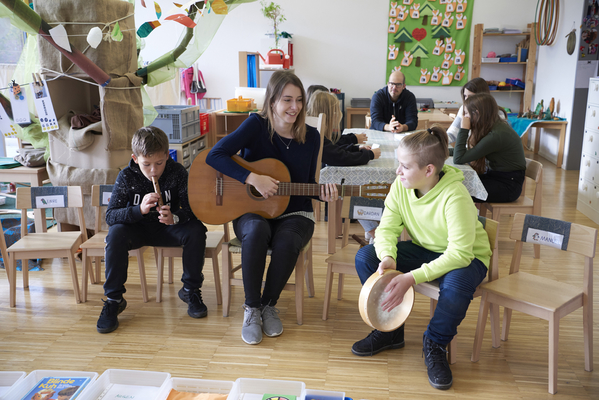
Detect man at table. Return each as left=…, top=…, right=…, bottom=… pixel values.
left=370, top=71, right=418, bottom=133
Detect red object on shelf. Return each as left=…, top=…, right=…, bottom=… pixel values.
left=283, top=55, right=290, bottom=69
left=289, top=42, right=293, bottom=66
left=200, top=113, right=209, bottom=135
left=267, top=49, right=285, bottom=65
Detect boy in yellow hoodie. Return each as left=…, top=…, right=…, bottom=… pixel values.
left=352, top=127, right=492, bottom=390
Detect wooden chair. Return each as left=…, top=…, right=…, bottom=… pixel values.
left=154, top=223, right=229, bottom=304
left=221, top=113, right=324, bottom=325
left=0, top=220, right=11, bottom=290
left=306, top=113, right=325, bottom=221
left=80, top=185, right=151, bottom=303
left=7, top=186, right=88, bottom=307
left=471, top=213, right=596, bottom=394
left=479, top=158, right=543, bottom=258
left=414, top=215, right=500, bottom=364
left=322, top=196, right=384, bottom=321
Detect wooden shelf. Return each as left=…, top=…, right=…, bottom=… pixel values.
left=472, top=23, right=537, bottom=114
left=209, top=109, right=252, bottom=147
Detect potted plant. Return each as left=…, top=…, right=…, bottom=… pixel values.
left=260, top=1, right=285, bottom=49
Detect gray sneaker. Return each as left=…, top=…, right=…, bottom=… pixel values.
left=261, top=305, right=283, bottom=337
left=242, top=304, right=262, bottom=345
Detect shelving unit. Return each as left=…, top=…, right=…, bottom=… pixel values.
left=209, top=110, right=252, bottom=146
left=239, top=51, right=295, bottom=88
left=471, top=23, right=537, bottom=114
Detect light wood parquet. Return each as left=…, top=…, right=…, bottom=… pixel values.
left=0, top=151, right=598, bottom=399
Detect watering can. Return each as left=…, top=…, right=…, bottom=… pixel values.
left=258, top=49, right=285, bottom=65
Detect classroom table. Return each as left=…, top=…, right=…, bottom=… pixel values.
left=347, top=108, right=455, bottom=130
left=320, top=129, right=488, bottom=254
left=508, top=116, right=568, bottom=169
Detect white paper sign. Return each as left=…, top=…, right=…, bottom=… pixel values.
left=30, top=80, right=59, bottom=132
left=102, top=192, right=112, bottom=205
left=35, top=195, right=65, bottom=209
left=97, top=383, right=160, bottom=400
left=0, top=102, right=18, bottom=138
left=8, top=83, right=31, bottom=125
left=526, top=228, right=564, bottom=250
left=352, top=205, right=384, bottom=221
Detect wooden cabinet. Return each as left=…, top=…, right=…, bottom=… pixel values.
left=471, top=23, right=537, bottom=114
left=208, top=110, right=251, bottom=146
left=577, top=78, right=599, bottom=224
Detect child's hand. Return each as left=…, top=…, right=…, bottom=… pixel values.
left=158, top=204, right=174, bottom=225
left=355, top=133, right=367, bottom=143
left=461, top=115, right=471, bottom=130
left=140, top=192, right=161, bottom=215
left=381, top=272, right=416, bottom=312
left=370, top=147, right=381, bottom=159
left=377, top=256, right=396, bottom=275
left=320, top=183, right=338, bottom=203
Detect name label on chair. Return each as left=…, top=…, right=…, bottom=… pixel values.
left=526, top=228, right=564, bottom=250
left=35, top=195, right=65, bottom=208
left=102, top=192, right=111, bottom=206
left=352, top=205, right=384, bottom=221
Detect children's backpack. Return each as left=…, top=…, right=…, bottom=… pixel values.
left=190, top=65, right=207, bottom=100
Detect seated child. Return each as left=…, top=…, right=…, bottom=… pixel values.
left=352, top=127, right=491, bottom=390
left=97, top=126, right=208, bottom=334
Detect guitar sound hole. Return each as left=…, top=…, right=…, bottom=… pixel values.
left=248, top=185, right=265, bottom=200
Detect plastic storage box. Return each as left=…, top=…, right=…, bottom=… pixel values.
left=152, top=105, right=201, bottom=144
left=305, top=389, right=346, bottom=400
left=156, top=378, right=233, bottom=399
left=506, top=78, right=525, bottom=88
left=227, top=378, right=306, bottom=400
left=499, top=57, right=518, bottom=62
left=78, top=369, right=170, bottom=400
left=350, top=98, right=371, bottom=108
left=0, top=371, right=26, bottom=399
left=5, top=370, right=98, bottom=400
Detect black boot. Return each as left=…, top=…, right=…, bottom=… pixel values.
left=422, top=334, right=453, bottom=390
left=351, top=325, right=405, bottom=356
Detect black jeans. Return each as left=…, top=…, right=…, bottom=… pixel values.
left=474, top=169, right=525, bottom=203
left=103, top=219, right=207, bottom=300
left=233, top=213, right=314, bottom=308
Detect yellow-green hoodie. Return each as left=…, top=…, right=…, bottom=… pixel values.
left=374, top=164, right=492, bottom=284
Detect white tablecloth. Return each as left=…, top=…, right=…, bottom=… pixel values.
left=320, top=129, right=488, bottom=201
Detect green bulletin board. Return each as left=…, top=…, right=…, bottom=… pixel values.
left=386, top=0, right=474, bottom=86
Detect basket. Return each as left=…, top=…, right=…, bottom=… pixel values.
left=152, top=105, right=201, bottom=143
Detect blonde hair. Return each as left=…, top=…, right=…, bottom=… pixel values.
left=306, top=91, right=342, bottom=143
left=399, top=125, right=449, bottom=173
left=258, top=70, right=307, bottom=143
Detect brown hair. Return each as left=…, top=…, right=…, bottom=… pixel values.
left=306, top=84, right=328, bottom=103
left=463, top=93, right=508, bottom=174
left=258, top=70, right=307, bottom=143
left=131, top=126, right=169, bottom=157
left=306, top=91, right=341, bottom=143
left=461, top=77, right=490, bottom=101
left=399, top=125, right=449, bottom=173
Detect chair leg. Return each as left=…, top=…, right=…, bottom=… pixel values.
left=94, top=256, right=102, bottom=284
left=22, top=258, right=29, bottom=288
left=211, top=252, right=222, bottom=305
left=322, top=263, right=335, bottom=320
left=156, top=248, right=164, bottom=303
left=222, top=244, right=232, bottom=317
left=502, top=308, right=513, bottom=341
left=9, top=253, right=16, bottom=307
left=82, top=249, right=89, bottom=303
left=548, top=314, right=559, bottom=394
left=305, top=243, right=314, bottom=298
left=294, top=255, right=304, bottom=326
left=86, top=254, right=96, bottom=285
left=448, top=337, right=457, bottom=365
left=471, top=291, right=491, bottom=363
left=490, top=303, right=501, bottom=348
left=136, top=250, right=149, bottom=303
left=168, top=257, right=174, bottom=284
left=337, top=273, right=344, bottom=300
left=533, top=243, right=540, bottom=259
left=583, top=302, right=593, bottom=372
left=67, top=253, right=81, bottom=304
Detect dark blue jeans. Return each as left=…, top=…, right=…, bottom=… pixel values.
left=104, top=219, right=207, bottom=300
left=355, top=241, right=487, bottom=346
left=233, top=213, right=314, bottom=308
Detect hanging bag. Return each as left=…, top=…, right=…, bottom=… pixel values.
left=190, top=65, right=207, bottom=98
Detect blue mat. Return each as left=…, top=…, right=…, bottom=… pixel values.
left=508, top=116, right=567, bottom=137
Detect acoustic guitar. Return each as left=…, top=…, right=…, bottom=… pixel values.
left=188, top=149, right=391, bottom=225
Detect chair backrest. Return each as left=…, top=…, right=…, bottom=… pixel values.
left=509, top=213, right=596, bottom=292
left=91, top=185, right=114, bottom=232
left=339, top=197, right=385, bottom=246
left=306, top=113, right=326, bottom=183
left=478, top=215, right=499, bottom=281
left=16, top=186, right=87, bottom=240
left=521, top=158, right=543, bottom=202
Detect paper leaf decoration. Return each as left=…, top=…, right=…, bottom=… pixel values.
left=49, top=24, right=72, bottom=52
left=137, top=20, right=161, bottom=38
left=174, top=2, right=182, bottom=7
left=111, top=21, right=123, bottom=42
left=165, top=14, right=197, bottom=28
left=211, top=0, right=228, bottom=14
left=141, top=0, right=146, bottom=7
left=155, top=1, right=162, bottom=19
left=87, top=27, right=103, bottom=48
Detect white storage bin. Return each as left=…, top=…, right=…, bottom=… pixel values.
left=5, top=370, right=98, bottom=400
left=227, top=378, right=306, bottom=400
left=0, top=371, right=26, bottom=399
left=157, top=377, right=233, bottom=399
left=78, top=369, right=170, bottom=400
left=305, top=389, right=346, bottom=400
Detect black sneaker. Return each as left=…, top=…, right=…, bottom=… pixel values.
left=178, top=287, right=208, bottom=318
left=97, top=298, right=127, bottom=334
left=351, top=325, right=405, bottom=356
left=422, top=334, right=453, bottom=390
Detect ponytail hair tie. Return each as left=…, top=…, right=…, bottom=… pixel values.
left=427, top=128, right=433, bottom=134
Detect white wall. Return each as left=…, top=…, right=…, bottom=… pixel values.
left=140, top=0, right=539, bottom=108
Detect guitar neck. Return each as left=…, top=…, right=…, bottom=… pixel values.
left=277, top=183, right=364, bottom=197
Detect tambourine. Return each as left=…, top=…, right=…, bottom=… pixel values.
left=358, top=269, right=415, bottom=332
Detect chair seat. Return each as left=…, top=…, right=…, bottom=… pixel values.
left=8, top=232, right=83, bottom=253
left=80, top=232, right=108, bottom=250
left=481, top=271, right=583, bottom=313
left=486, top=197, right=533, bottom=211
left=325, top=245, right=360, bottom=264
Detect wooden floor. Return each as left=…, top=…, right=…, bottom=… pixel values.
left=1, top=151, right=598, bottom=399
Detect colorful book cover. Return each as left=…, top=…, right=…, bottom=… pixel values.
left=20, top=376, right=91, bottom=400
left=262, top=395, right=296, bottom=400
